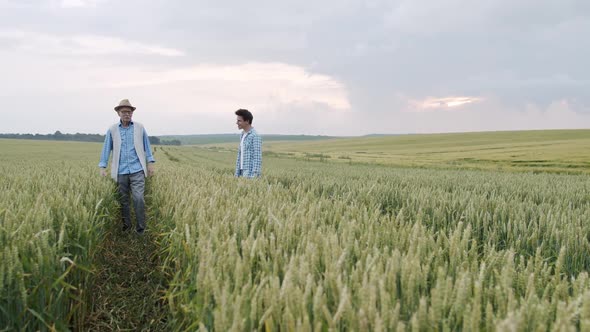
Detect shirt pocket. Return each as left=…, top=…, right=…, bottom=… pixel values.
left=243, top=137, right=252, bottom=149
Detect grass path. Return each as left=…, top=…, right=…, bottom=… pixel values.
left=84, top=189, right=168, bottom=331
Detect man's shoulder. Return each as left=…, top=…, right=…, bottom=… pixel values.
left=250, top=128, right=261, bottom=137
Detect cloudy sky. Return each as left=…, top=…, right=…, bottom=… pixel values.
left=0, top=0, right=589, bottom=136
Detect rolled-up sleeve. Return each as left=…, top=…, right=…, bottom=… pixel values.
left=249, top=134, right=262, bottom=177
left=98, top=129, right=113, bottom=168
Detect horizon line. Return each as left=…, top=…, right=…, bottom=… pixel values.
left=1, top=128, right=589, bottom=137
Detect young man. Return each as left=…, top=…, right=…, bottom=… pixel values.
left=99, top=99, right=155, bottom=234
left=234, top=109, right=262, bottom=178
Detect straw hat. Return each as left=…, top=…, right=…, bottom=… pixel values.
left=114, top=99, right=136, bottom=111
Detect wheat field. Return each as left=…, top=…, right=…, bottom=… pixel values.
left=0, top=140, right=117, bottom=331
left=1, top=135, right=590, bottom=331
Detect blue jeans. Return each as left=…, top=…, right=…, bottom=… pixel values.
left=117, top=171, right=146, bottom=232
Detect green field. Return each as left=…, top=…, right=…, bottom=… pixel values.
left=1, top=131, right=590, bottom=330
left=159, top=134, right=337, bottom=145
left=258, top=129, right=590, bottom=174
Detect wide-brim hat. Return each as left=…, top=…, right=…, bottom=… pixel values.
left=114, top=99, right=136, bottom=111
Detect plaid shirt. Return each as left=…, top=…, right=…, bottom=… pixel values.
left=235, top=128, right=262, bottom=178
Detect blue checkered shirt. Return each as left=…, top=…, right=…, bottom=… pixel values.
left=235, top=128, right=262, bottom=178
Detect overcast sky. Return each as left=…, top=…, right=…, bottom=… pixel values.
left=0, top=0, right=589, bottom=136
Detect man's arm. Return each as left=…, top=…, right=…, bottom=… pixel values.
left=98, top=129, right=113, bottom=176
left=143, top=128, right=156, bottom=176
left=235, top=137, right=241, bottom=177
left=249, top=134, right=262, bottom=177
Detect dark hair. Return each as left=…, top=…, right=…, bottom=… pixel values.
left=235, top=109, right=253, bottom=124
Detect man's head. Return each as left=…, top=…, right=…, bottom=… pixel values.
left=235, top=108, right=253, bottom=130
left=115, top=99, right=136, bottom=123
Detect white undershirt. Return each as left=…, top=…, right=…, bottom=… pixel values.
left=240, top=132, right=246, bottom=169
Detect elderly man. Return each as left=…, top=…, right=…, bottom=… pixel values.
left=99, top=99, right=155, bottom=234
left=234, top=108, right=262, bottom=178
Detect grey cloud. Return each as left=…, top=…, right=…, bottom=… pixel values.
left=1, top=0, right=589, bottom=134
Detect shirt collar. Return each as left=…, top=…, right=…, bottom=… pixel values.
left=119, top=120, right=134, bottom=128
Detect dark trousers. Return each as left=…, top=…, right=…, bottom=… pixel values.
left=117, top=171, right=146, bottom=232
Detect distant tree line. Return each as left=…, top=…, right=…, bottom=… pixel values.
left=0, top=131, right=104, bottom=142
left=148, top=136, right=181, bottom=146
left=0, top=131, right=181, bottom=145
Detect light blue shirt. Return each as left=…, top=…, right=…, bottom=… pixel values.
left=98, top=122, right=155, bottom=174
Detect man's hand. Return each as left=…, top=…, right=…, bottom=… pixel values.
left=99, top=168, right=107, bottom=177
left=147, top=163, right=155, bottom=176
